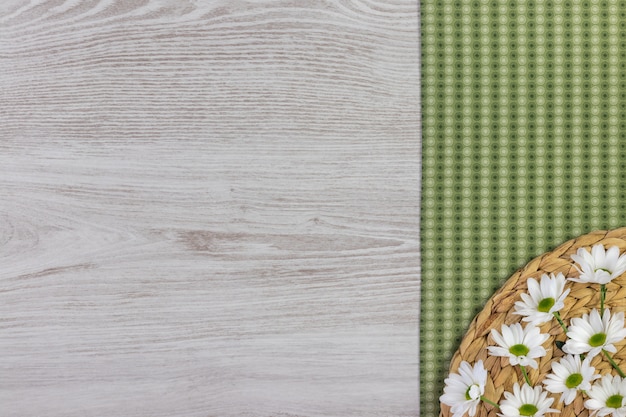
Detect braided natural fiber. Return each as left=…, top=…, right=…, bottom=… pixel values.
left=439, top=228, right=626, bottom=417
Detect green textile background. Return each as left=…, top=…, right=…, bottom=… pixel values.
left=420, top=0, right=626, bottom=415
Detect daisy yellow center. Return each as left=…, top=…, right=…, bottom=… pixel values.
left=589, top=332, right=607, bottom=347
left=519, top=404, right=539, bottom=416
left=606, top=394, right=624, bottom=409
left=509, top=344, right=530, bottom=356
left=537, top=297, right=555, bottom=313
left=565, top=373, right=583, bottom=389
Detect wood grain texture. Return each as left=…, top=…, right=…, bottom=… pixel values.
left=0, top=1, right=420, bottom=416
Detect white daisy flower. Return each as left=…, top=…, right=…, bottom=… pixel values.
left=514, top=272, right=570, bottom=325
left=563, top=308, right=626, bottom=359
left=498, top=382, right=559, bottom=417
left=585, top=374, right=626, bottom=417
left=487, top=323, right=549, bottom=369
left=543, top=354, right=600, bottom=405
left=570, top=244, right=626, bottom=285
left=440, top=360, right=488, bottom=417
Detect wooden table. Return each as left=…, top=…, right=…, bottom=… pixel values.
left=0, top=1, right=420, bottom=416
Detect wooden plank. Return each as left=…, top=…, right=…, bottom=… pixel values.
left=0, top=1, right=420, bottom=416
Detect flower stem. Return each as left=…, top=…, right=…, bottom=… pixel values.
left=601, top=284, right=607, bottom=311
left=481, top=396, right=500, bottom=408
left=553, top=311, right=568, bottom=333
left=520, top=366, right=532, bottom=386
left=603, top=349, right=626, bottom=378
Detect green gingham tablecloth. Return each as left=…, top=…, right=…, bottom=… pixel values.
left=420, top=0, right=626, bottom=415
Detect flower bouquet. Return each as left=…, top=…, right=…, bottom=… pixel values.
left=440, top=229, right=626, bottom=417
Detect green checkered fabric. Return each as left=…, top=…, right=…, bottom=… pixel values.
left=420, top=0, right=626, bottom=415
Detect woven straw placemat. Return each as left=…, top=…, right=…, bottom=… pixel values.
left=440, top=227, right=626, bottom=417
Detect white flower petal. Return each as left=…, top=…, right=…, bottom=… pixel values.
left=592, top=244, right=607, bottom=264
left=615, top=255, right=626, bottom=277
left=590, top=308, right=604, bottom=330
left=468, top=385, right=481, bottom=401
left=606, top=246, right=620, bottom=269
left=527, top=278, right=542, bottom=302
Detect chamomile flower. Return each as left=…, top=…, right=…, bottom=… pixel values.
left=440, top=360, right=488, bottom=417
left=569, top=244, right=626, bottom=285
left=543, top=354, right=599, bottom=405
left=514, top=272, right=570, bottom=325
left=487, top=323, right=549, bottom=369
left=563, top=308, right=626, bottom=359
left=585, top=374, right=626, bottom=417
left=498, top=382, right=559, bottom=417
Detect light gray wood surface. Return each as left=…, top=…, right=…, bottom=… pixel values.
left=0, top=1, right=420, bottom=416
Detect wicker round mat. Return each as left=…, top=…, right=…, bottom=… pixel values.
left=440, top=228, right=626, bottom=417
